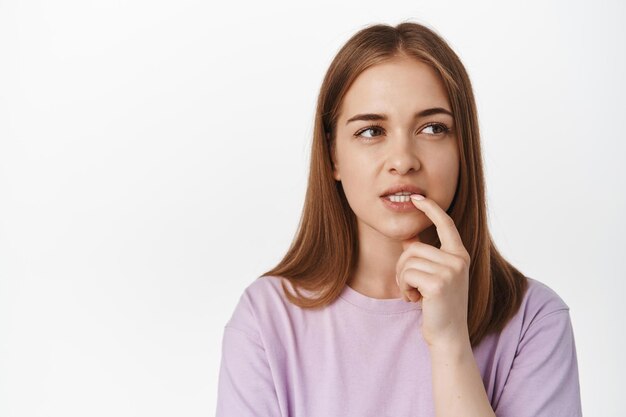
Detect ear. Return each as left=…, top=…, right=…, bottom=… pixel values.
left=327, top=132, right=341, bottom=181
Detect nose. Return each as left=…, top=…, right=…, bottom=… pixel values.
left=385, top=133, right=421, bottom=175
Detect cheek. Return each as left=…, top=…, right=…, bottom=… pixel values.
left=338, top=161, right=374, bottom=204
left=445, top=158, right=460, bottom=187
left=342, top=171, right=370, bottom=200
left=433, top=143, right=460, bottom=184
left=442, top=157, right=461, bottom=209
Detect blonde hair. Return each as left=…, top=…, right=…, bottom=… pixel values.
left=260, top=21, right=528, bottom=347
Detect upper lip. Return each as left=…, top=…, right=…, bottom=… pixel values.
left=380, top=184, right=426, bottom=197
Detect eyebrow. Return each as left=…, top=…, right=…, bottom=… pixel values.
left=346, top=107, right=453, bottom=125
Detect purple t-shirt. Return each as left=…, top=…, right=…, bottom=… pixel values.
left=216, top=275, right=582, bottom=416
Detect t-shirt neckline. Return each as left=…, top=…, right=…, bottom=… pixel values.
left=339, top=283, right=422, bottom=313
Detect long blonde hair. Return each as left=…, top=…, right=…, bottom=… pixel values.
left=260, top=21, right=528, bottom=347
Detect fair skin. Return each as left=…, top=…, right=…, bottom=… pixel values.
left=331, top=55, right=495, bottom=417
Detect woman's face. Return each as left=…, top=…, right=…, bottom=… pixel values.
left=331, top=56, right=460, bottom=243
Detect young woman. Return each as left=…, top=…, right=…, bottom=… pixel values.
left=216, top=21, right=582, bottom=417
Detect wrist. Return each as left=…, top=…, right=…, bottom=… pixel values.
left=428, top=331, right=473, bottom=360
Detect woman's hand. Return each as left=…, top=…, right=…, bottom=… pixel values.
left=395, top=194, right=471, bottom=349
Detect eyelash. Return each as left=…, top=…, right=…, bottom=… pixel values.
left=353, top=122, right=451, bottom=141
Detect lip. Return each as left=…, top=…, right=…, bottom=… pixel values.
left=380, top=196, right=419, bottom=212
left=380, top=184, right=426, bottom=197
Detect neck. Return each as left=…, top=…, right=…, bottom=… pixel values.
left=348, top=224, right=439, bottom=299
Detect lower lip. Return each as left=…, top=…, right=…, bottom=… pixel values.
left=380, top=196, right=420, bottom=212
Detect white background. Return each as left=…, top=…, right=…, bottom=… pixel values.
left=1, top=0, right=624, bottom=416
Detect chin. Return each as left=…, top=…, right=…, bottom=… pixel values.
left=383, top=224, right=428, bottom=241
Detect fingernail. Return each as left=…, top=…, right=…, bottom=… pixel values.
left=410, top=194, right=425, bottom=201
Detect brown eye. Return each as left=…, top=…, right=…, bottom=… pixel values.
left=354, top=124, right=385, bottom=140
left=422, top=123, right=450, bottom=135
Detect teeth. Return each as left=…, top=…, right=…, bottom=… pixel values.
left=387, top=195, right=412, bottom=203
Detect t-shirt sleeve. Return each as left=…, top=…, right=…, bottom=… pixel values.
left=215, top=291, right=283, bottom=417
left=493, top=309, right=583, bottom=417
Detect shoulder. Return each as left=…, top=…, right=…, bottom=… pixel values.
left=478, top=276, right=576, bottom=363
left=519, top=276, right=570, bottom=321
left=223, top=276, right=293, bottom=342
left=245, top=274, right=291, bottom=296
left=509, top=276, right=573, bottom=343
left=240, top=275, right=295, bottom=311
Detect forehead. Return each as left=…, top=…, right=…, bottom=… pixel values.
left=339, top=57, right=451, bottom=120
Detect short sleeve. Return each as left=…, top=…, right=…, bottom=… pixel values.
left=215, top=292, right=283, bottom=417
left=494, top=309, right=583, bottom=417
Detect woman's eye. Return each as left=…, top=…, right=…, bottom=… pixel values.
left=422, top=123, right=450, bottom=135
left=354, top=123, right=450, bottom=141
left=356, top=126, right=384, bottom=139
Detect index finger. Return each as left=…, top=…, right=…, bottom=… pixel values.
left=408, top=194, right=466, bottom=257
